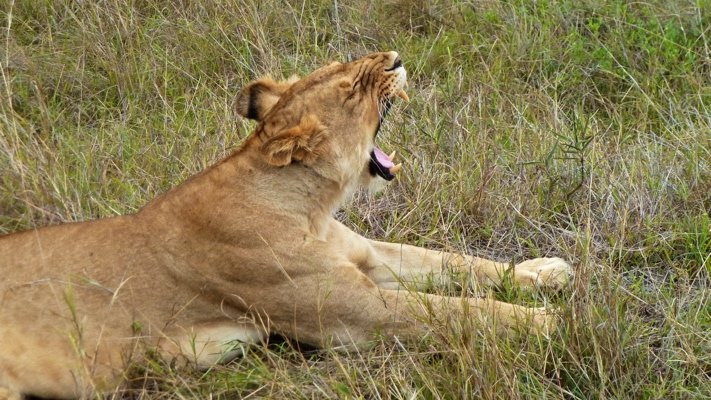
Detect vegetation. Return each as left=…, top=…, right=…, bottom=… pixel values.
left=1, top=0, right=709, bottom=398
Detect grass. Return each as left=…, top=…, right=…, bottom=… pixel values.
left=1, top=0, right=710, bottom=398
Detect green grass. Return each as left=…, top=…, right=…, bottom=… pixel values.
left=2, top=0, right=710, bottom=398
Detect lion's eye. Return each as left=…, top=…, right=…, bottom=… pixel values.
left=339, top=81, right=351, bottom=89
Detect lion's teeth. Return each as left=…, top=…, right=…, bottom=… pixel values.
left=390, top=163, right=402, bottom=174
left=397, top=90, right=409, bottom=102
left=388, top=151, right=396, bottom=161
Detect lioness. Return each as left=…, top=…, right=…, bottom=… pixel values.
left=0, top=51, right=571, bottom=399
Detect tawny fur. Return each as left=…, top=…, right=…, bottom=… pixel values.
left=0, top=51, right=571, bottom=399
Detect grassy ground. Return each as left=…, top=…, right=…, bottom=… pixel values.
left=2, top=0, right=710, bottom=398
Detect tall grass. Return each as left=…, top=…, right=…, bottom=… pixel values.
left=2, top=0, right=710, bottom=398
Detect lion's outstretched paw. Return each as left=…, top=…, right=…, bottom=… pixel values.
left=529, top=307, right=560, bottom=336
left=513, top=257, right=572, bottom=291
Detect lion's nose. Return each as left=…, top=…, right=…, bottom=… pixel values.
left=385, top=52, right=402, bottom=71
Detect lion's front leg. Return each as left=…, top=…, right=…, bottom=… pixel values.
left=247, top=265, right=557, bottom=347
left=326, top=219, right=571, bottom=291
left=364, top=240, right=572, bottom=291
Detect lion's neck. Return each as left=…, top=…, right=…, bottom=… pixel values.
left=142, top=149, right=353, bottom=240
left=261, top=160, right=354, bottom=236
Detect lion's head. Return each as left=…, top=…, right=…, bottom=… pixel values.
left=236, top=51, right=408, bottom=189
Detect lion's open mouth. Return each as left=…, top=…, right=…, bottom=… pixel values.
left=369, top=98, right=405, bottom=181
left=369, top=147, right=399, bottom=180
left=368, top=53, right=408, bottom=181
left=369, top=101, right=399, bottom=181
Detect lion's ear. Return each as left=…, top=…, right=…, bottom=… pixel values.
left=261, top=115, right=327, bottom=167
left=235, top=75, right=299, bottom=121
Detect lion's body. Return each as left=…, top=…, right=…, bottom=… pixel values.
left=0, top=52, right=571, bottom=399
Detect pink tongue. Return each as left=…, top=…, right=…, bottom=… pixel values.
left=373, top=147, right=394, bottom=168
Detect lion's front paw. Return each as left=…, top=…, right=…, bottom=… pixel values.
left=513, top=257, right=572, bottom=291
left=530, top=306, right=560, bottom=335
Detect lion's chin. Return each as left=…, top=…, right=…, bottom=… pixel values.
left=361, top=169, right=390, bottom=194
